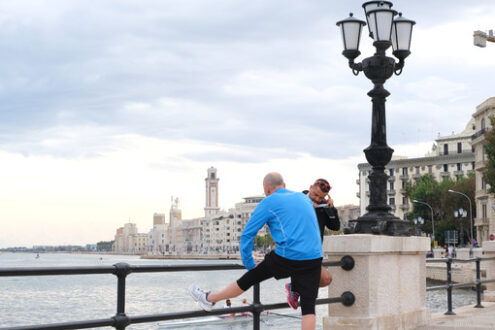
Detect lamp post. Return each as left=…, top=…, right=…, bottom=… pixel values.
left=413, top=200, right=435, bottom=244
left=454, top=208, right=468, bottom=247
left=338, top=1, right=415, bottom=235
left=413, top=217, right=424, bottom=236
left=448, top=189, right=474, bottom=244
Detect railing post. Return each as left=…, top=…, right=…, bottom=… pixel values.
left=252, top=283, right=261, bottom=330
left=113, top=263, right=132, bottom=330
left=444, top=258, right=455, bottom=315
left=475, top=257, right=484, bottom=308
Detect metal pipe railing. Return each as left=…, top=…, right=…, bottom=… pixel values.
left=0, top=255, right=355, bottom=330
left=426, top=256, right=495, bottom=315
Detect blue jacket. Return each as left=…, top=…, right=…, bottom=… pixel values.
left=240, top=188, right=323, bottom=270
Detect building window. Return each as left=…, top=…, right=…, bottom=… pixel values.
left=482, top=178, right=487, bottom=190
left=482, top=202, right=487, bottom=218
left=402, top=167, right=408, bottom=175
left=443, top=164, right=448, bottom=172
left=389, top=168, right=394, bottom=176
left=444, top=144, right=448, bottom=155
left=457, top=163, right=462, bottom=171
left=389, top=181, right=394, bottom=190
left=457, top=142, right=462, bottom=153
left=482, top=117, right=486, bottom=130
left=389, top=198, right=395, bottom=205
left=472, top=162, right=475, bottom=170
left=402, top=197, right=408, bottom=205
left=428, top=165, right=433, bottom=174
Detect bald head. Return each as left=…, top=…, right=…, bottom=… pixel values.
left=263, top=172, right=285, bottom=196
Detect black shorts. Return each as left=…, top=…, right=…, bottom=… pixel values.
left=236, top=251, right=322, bottom=315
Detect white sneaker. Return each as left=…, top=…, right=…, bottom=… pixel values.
left=189, top=283, right=215, bottom=311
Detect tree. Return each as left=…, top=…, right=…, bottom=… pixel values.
left=482, top=116, right=495, bottom=193
left=96, top=240, right=114, bottom=252
left=405, top=174, right=475, bottom=246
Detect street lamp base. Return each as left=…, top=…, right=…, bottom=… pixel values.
left=345, top=212, right=410, bottom=236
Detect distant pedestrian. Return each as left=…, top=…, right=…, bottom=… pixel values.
left=447, top=245, right=454, bottom=258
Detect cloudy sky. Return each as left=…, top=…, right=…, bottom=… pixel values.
left=1, top=0, right=494, bottom=248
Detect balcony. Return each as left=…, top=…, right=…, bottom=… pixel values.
left=366, top=191, right=370, bottom=197
left=440, top=172, right=450, bottom=178
left=356, top=192, right=360, bottom=198
left=412, top=173, right=421, bottom=179
left=387, top=176, right=396, bottom=182
left=387, top=190, right=396, bottom=196
left=454, top=170, right=464, bottom=176
left=476, top=160, right=487, bottom=170
left=389, top=205, right=396, bottom=211
left=468, top=169, right=475, bottom=175
left=475, top=189, right=488, bottom=197
left=474, top=217, right=489, bottom=226
left=400, top=189, right=407, bottom=194
left=400, top=174, right=409, bottom=180
left=356, top=179, right=360, bottom=185
left=472, top=128, right=486, bottom=140
left=400, top=204, right=410, bottom=211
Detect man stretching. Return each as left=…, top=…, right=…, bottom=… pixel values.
left=189, top=172, right=323, bottom=330
left=286, top=178, right=340, bottom=309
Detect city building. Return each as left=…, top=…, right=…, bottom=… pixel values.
left=472, top=97, right=495, bottom=244
left=357, top=120, right=476, bottom=220
left=148, top=213, right=169, bottom=255
left=336, top=204, right=360, bottom=228
left=113, top=223, right=149, bottom=253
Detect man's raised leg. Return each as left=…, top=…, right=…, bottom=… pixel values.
left=207, top=282, right=244, bottom=302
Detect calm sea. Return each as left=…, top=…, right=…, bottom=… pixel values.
left=0, top=253, right=478, bottom=329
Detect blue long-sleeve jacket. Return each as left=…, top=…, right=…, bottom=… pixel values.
left=240, top=188, right=323, bottom=270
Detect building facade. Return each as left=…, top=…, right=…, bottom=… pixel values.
left=357, top=120, right=476, bottom=220
left=472, top=97, right=495, bottom=244
left=113, top=223, right=149, bottom=253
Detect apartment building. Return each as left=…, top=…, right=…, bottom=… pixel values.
left=357, top=119, right=475, bottom=220
left=472, top=97, right=495, bottom=244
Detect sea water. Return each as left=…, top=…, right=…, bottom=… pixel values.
left=0, top=252, right=478, bottom=329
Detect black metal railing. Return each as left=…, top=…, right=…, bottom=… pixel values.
left=0, top=256, right=355, bottom=330
left=426, top=256, right=495, bottom=315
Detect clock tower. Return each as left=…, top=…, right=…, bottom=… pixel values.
left=205, top=167, right=220, bottom=217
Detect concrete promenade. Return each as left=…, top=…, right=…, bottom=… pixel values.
left=413, top=302, right=495, bottom=329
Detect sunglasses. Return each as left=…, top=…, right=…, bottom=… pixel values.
left=315, top=180, right=331, bottom=193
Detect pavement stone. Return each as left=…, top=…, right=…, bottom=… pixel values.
left=413, top=302, right=495, bottom=329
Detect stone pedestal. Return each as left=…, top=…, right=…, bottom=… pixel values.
left=322, top=235, right=430, bottom=330
left=483, top=241, right=495, bottom=302
left=433, top=247, right=444, bottom=258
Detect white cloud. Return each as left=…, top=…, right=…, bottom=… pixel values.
left=1, top=0, right=495, bottom=246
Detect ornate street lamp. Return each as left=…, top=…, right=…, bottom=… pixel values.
left=413, top=199, right=435, bottom=243
left=338, top=1, right=415, bottom=235
left=454, top=208, right=468, bottom=247
left=413, top=217, right=424, bottom=236
left=448, top=189, right=474, bottom=244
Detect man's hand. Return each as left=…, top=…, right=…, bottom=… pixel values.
left=327, top=196, right=334, bottom=208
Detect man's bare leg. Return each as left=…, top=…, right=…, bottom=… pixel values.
left=319, top=266, right=332, bottom=287
left=206, top=282, right=244, bottom=303
left=301, top=314, right=316, bottom=330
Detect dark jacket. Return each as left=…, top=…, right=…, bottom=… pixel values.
left=303, top=190, right=340, bottom=241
